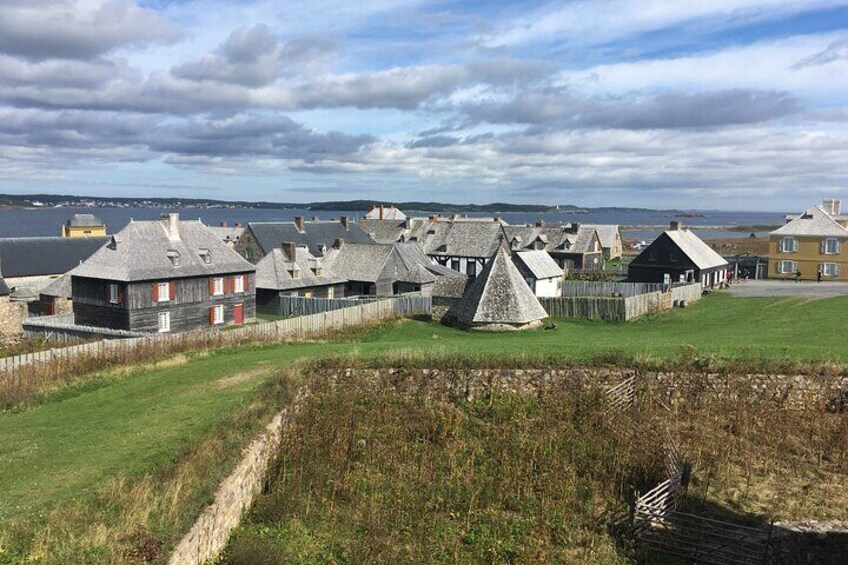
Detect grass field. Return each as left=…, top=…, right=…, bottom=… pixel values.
left=1, top=292, right=847, bottom=562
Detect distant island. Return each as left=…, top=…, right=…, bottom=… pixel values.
left=0, top=193, right=668, bottom=214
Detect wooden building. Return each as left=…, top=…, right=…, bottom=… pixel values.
left=255, top=242, right=347, bottom=314
left=628, top=222, right=729, bottom=288
left=69, top=214, right=256, bottom=333
left=62, top=213, right=107, bottom=237
left=512, top=250, right=564, bottom=298
left=768, top=200, right=848, bottom=281
left=235, top=217, right=375, bottom=263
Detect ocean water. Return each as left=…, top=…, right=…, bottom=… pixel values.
left=0, top=206, right=786, bottom=240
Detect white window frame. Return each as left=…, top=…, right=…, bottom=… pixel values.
left=778, top=260, right=797, bottom=274
left=327, top=286, right=335, bottom=299
left=157, top=281, right=170, bottom=302
left=109, top=283, right=119, bottom=304
left=780, top=237, right=797, bottom=253
left=212, top=304, right=225, bottom=325
left=823, top=238, right=840, bottom=255
left=158, top=311, right=171, bottom=333
left=821, top=262, right=840, bottom=277
left=212, top=277, right=224, bottom=296
left=233, top=276, right=245, bottom=294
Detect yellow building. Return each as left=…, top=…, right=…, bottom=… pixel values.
left=61, top=213, right=107, bottom=237
left=769, top=200, right=848, bottom=281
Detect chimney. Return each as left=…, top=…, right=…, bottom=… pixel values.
left=670, top=220, right=682, bottom=231
left=379, top=205, right=384, bottom=220
left=565, top=222, right=580, bottom=234
left=493, top=217, right=501, bottom=223
left=281, top=241, right=296, bottom=261
left=340, top=216, right=349, bottom=231
left=163, top=213, right=180, bottom=241
left=312, top=216, right=319, bottom=222
left=333, top=237, right=344, bottom=250
left=220, top=221, right=227, bottom=227
left=235, top=221, right=241, bottom=228
left=294, top=216, right=305, bottom=233
left=536, top=219, right=545, bottom=227
left=823, top=199, right=842, bottom=216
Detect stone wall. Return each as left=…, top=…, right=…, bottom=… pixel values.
left=168, top=410, right=288, bottom=565
left=771, top=521, right=848, bottom=565
left=0, top=297, right=25, bottom=337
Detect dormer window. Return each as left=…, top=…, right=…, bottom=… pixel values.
left=313, top=267, right=324, bottom=277
left=167, top=250, right=181, bottom=267
left=290, top=268, right=301, bottom=280
left=199, top=249, right=212, bottom=264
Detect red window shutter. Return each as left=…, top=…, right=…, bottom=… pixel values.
left=209, top=306, right=215, bottom=325
left=152, top=283, right=159, bottom=302
left=118, top=288, right=125, bottom=306
left=231, top=276, right=237, bottom=293
left=243, top=274, right=248, bottom=292
left=209, top=277, right=214, bottom=296
left=169, top=281, right=176, bottom=301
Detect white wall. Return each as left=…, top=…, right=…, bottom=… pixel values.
left=534, top=277, right=561, bottom=298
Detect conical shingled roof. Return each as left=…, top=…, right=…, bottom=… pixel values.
left=455, top=245, right=548, bottom=327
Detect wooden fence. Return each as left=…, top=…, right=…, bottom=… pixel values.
left=541, top=292, right=664, bottom=321
left=0, top=296, right=431, bottom=376
left=273, top=295, right=382, bottom=317
left=562, top=281, right=664, bottom=297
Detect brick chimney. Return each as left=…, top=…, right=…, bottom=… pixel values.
left=294, top=216, right=305, bottom=233
left=340, top=216, right=349, bottom=231
left=670, top=220, right=682, bottom=231
left=379, top=205, right=384, bottom=220
left=333, top=237, right=344, bottom=250
left=281, top=241, right=296, bottom=261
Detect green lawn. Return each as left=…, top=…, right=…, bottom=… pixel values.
left=1, top=293, right=847, bottom=561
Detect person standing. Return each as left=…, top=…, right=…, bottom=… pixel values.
left=795, top=269, right=802, bottom=283
left=817, top=269, right=823, bottom=283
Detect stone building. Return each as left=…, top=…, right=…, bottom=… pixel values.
left=69, top=213, right=256, bottom=333
left=0, top=271, right=25, bottom=338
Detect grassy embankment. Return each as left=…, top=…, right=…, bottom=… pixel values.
left=1, top=293, right=847, bottom=562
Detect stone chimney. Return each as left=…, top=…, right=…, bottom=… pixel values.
left=163, top=213, right=180, bottom=241
left=294, top=216, right=305, bottom=233
left=340, top=216, right=349, bottom=231
left=281, top=241, right=296, bottom=262
left=565, top=222, right=580, bottom=234
left=379, top=205, right=385, bottom=220
left=493, top=217, right=501, bottom=223
left=312, top=216, right=319, bottom=222
left=536, top=219, right=545, bottom=227
left=670, top=220, right=682, bottom=231
left=823, top=199, right=842, bottom=216
left=220, top=221, right=227, bottom=227
left=333, top=237, right=344, bottom=250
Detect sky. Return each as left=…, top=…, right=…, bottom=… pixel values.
left=0, top=1, right=846, bottom=210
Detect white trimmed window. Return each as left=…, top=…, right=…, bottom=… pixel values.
left=233, top=276, right=245, bottom=293
left=451, top=258, right=461, bottom=271
left=212, top=277, right=224, bottom=296
left=212, top=304, right=224, bottom=325
left=109, top=283, right=119, bottom=304
left=821, top=262, right=840, bottom=277
left=327, top=286, right=335, bottom=298
left=778, top=260, right=797, bottom=274
left=822, top=238, right=841, bottom=255
left=158, top=311, right=171, bottom=333
left=780, top=237, right=797, bottom=253
left=157, top=282, right=170, bottom=302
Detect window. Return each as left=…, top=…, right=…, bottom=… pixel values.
left=158, top=311, right=170, bottom=333
left=157, top=282, right=170, bottom=302
left=199, top=249, right=212, bottom=264
left=108, top=283, right=119, bottom=304
left=327, top=286, right=335, bottom=299
left=821, top=262, right=840, bottom=277
left=669, top=250, right=679, bottom=263
left=466, top=261, right=477, bottom=278
left=233, top=276, right=245, bottom=293
left=211, top=304, right=224, bottom=325
left=780, top=237, right=797, bottom=253
left=451, top=258, right=461, bottom=271
left=212, top=277, right=224, bottom=296
left=822, top=238, right=841, bottom=255
left=778, top=260, right=797, bottom=274
left=648, top=250, right=658, bottom=263
left=167, top=250, right=180, bottom=267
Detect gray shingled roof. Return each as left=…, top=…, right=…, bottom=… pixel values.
left=67, top=213, right=104, bottom=227
left=40, top=274, right=72, bottom=298
left=206, top=225, right=246, bottom=243
left=664, top=229, right=729, bottom=270
left=247, top=220, right=375, bottom=256
left=772, top=206, right=848, bottom=237
left=365, top=206, right=407, bottom=220
left=514, top=250, right=564, bottom=279
left=0, top=272, right=9, bottom=296
left=0, top=236, right=109, bottom=278
left=255, top=246, right=345, bottom=291
left=411, top=220, right=506, bottom=258
left=357, top=219, right=408, bottom=244
left=69, top=217, right=255, bottom=282
left=583, top=224, right=620, bottom=249
left=503, top=224, right=600, bottom=254
left=323, top=241, right=464, bottom=284
left=455, top=246, right=548, bottom=326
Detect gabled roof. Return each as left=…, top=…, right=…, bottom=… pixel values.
left=323, top=241, right=464, bottom=284
left=411, top=220, right=506, bottom=258
left=40, top=274, right=72, bottom=298
left=514, top=250, right=564, bottom=279
left=66, top=213, right=104, bottom=227
left=582, top=224, right=621, bottom=249
left=364, top=206, right=407, bottom=220
left=773, top=206, right=848, bottom=237
left=664, top=229, right=729, bottom=270
left=0, top=236, right=109, bottom=278
left=246, top=221, right=375, bottom=256
left=455, top=246, right=548, bottom=326
left=206, top=225, right=245, bottom=243
left=255, top=246, right=345, bottom=291
left=502, top=224, right=600, bottom=254
left=69, top=217, right=255, bottom=282
left=357, top=219, right=408, bottom=244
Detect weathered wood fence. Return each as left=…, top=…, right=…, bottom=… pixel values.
left=22, top=314, right=145, bottom=343
left=542, top=282, right=702, bottom=322
left=562, top=281, right=664, bottom=297
left=272, top=295, right=382, bottom=317
left=0, top=296, right=431, bottom=376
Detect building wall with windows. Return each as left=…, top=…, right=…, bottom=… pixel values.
left=768, top=236, right=848, bottom=280
left=72, top=273, right=256, bottom=333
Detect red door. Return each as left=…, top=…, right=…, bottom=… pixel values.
left=233, top=304, right=244, bottom=326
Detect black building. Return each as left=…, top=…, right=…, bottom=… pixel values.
left=628, top=223, right=729, bottom=288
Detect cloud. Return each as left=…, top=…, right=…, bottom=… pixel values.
left=792, top=38, right=848, bottom=69
left=0, top=0, right=181, bottom=61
